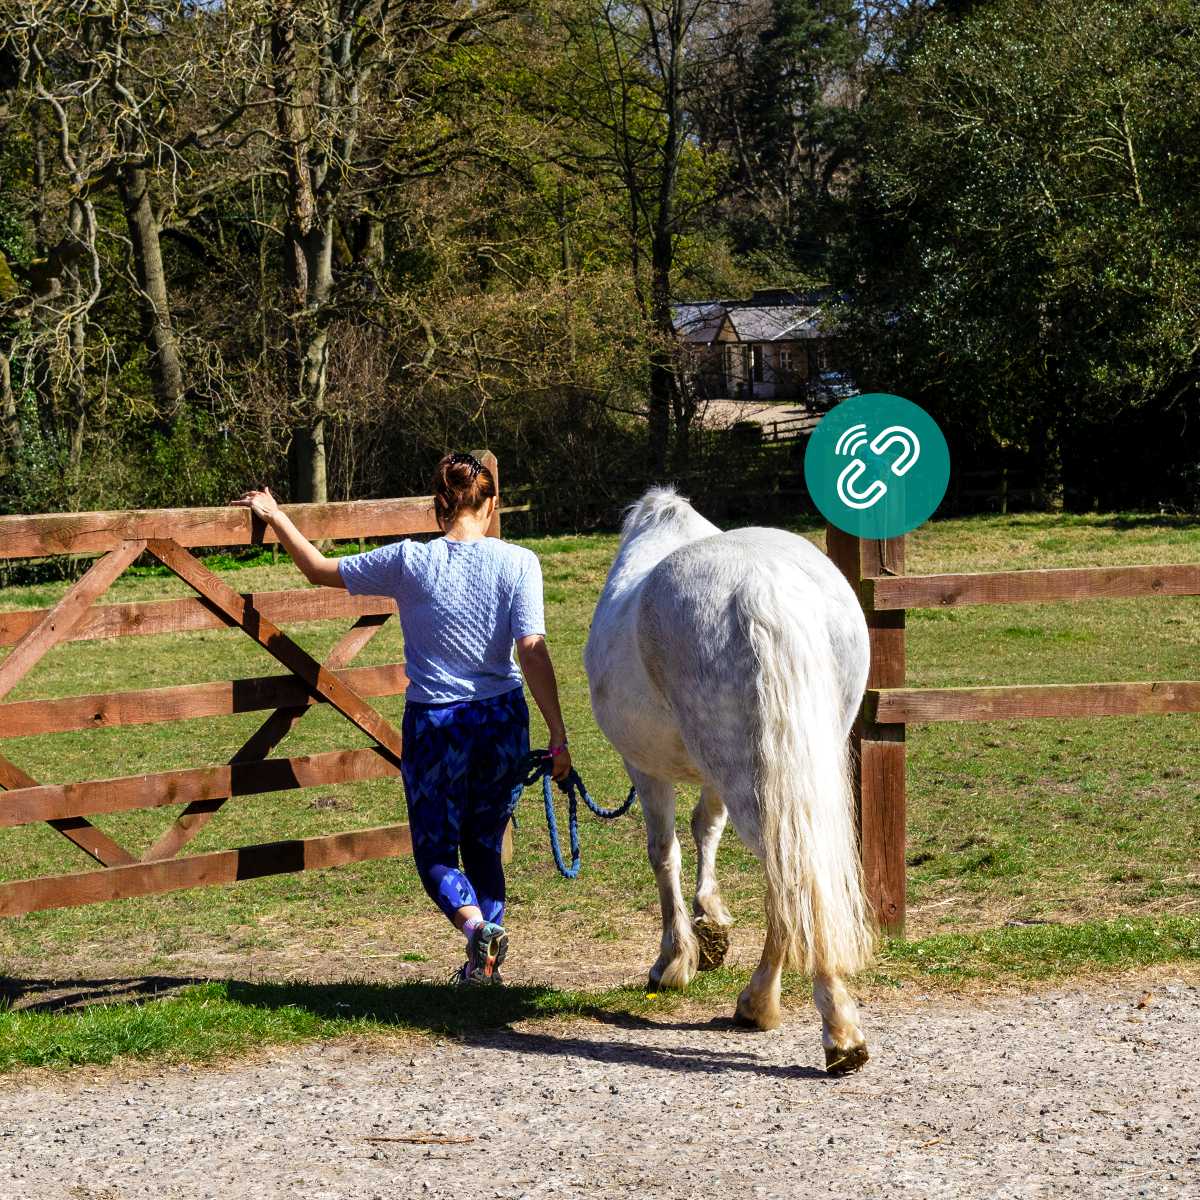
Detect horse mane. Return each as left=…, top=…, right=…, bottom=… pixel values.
left=619, top=486, right=698, bottom=542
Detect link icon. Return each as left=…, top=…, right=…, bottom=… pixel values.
left=804, top=394, right=950, bottom=538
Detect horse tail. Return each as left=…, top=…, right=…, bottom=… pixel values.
left=740, top=568, right=875, bottom=977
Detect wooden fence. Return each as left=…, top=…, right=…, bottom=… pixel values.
left=9, top=472, right=1193, bottom=941
left=827, top=525, right=1200, bottom=936
left=0, top=452, right=501, bottom=918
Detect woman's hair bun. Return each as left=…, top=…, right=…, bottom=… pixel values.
left=432, top=453, right=497, bottom=529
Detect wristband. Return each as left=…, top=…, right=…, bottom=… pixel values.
left=546, top=739, right=569, bottom=757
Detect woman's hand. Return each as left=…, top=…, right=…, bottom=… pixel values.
left=232, top=486, right=280, bottom=524
left=550, top=746, right=572, bottom=783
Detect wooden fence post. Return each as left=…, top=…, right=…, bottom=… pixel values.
left=476, top=449, right=501, bottom=541
left=825, top=524, right=907, bottom=937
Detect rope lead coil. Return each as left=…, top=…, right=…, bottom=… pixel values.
left=515, top=751, right=638, bottom=879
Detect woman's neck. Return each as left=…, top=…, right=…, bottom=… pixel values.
left=444, top=512, right=491, bottom=542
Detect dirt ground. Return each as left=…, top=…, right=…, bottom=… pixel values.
left=2, top=971, right=1198, bottom=1200
left=700, top=397, right=820, bottom=433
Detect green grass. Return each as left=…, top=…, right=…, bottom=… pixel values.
left=4, top=915, right=1198, bottom=1071
left=1, top=510, right=1199, bottom=1071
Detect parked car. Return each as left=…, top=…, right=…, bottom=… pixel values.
left=809, top=371, right=857, bottom=408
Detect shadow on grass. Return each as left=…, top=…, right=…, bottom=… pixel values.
left=1, top=973, right=831, bottom=1081
left=1087, top=513, right=1200, bottom=531
left=1, top=974, right=203, bottom=1014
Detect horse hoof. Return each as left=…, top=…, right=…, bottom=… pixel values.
left=733, top=996, right=781, bottom=1031
left=694, top=920, right=731, bottom=971
left=824, top=1043, right=869, bottom=1076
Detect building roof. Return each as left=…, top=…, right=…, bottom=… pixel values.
left=672, top=289, right=831, bottom=345
left=671, top=302, right=727, bottom=344
left=724, top=303, right=824, bottom=343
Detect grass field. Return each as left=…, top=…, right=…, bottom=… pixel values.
left=1, top=510, right=1199, bottom=1070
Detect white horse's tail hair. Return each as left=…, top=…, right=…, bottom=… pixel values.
left=741, top=569, right=875, bottom=977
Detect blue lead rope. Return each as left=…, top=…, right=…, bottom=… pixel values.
left=515, top=751, right=639, bottom=879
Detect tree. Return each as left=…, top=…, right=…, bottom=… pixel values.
left=836, top=0, right=1200, bottom=504
left=0, top=2, right=253, bottom=485
left=547, top=0, right=735, bottom=473
left=248, top=0, right=520, bottom=502
left=697, top=0, right=864, bottom=275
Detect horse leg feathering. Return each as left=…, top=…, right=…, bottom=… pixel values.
left=633, top=765, right=699, bottom=990
left=691, top=787, right=734, bottom=970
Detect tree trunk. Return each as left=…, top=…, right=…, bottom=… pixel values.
left=0, top=347, right=19, bottom=458
left=648, top=262, right=675, bottom=476
left=118, top=160, right=184, bottom=422
left=65, top=201, right=89, bottom=478
left=651, top=168, right=681, bottom=475
left=271, top=6, right=328, bottom=504
left=29, top=108, right=55, bottom=439
left=288, top=309, right=330, bottom=504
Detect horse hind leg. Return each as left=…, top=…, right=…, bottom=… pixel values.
left=734, top=919, right=784, bottom=1032
left=814, top=973, right=869, bottom=1075
left=629, top=765, right=698, bottom=990
left=691, top=787, right=733, bottom=971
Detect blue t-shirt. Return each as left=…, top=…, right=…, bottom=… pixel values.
left=337, top=536, right=545, bottom=704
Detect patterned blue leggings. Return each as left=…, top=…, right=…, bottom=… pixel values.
left=401, top=687, right=529, bottom=926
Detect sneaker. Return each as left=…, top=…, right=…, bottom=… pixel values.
left=460, top=920, right=508, bottom=985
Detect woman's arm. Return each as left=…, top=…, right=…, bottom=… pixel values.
left=231, top=488, right=345, bottom=589
left=515, top=634, right=571, bottom=781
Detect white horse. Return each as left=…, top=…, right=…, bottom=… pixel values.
left=584, top=487, right=874, bottom=1073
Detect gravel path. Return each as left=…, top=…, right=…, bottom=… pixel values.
left=2, top=979, right=1197, bottom=1200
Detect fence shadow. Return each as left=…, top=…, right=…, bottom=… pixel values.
left=1, top=974, right=202, bottom=1014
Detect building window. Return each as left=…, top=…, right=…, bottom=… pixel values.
left=779, top=347, right=793, bottom=373
left=752, top=345, right=763, bottom=383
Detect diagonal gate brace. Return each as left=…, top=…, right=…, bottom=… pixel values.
left=145, top=539, right=405, bottom=764
left=142, top=613, right=393, bottom=862
left=0, top=541, right=148, bottom=866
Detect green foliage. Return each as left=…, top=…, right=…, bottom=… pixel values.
left=836, top=0, right=1200, bottom=505
left=718, top=0, right=864, bottom=272
left=1, top=0, right=1196, bottom=517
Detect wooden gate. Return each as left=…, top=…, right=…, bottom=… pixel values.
left=0, top=454, right=501, bottom=917
left=827, top=525, right=1200, bottom=936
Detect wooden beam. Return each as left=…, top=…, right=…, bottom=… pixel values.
left=0, top=540, right=146, bottom=701
left=869, top=681, right=1200, bottom=724
left=858, top=725, right=906, bottom=937
left=0, top=824, right=414, bottom=916
left=0, top=754, right=135, bottom=867
left=0, top=497, right=438, bottom=560
left=826, top=525, right=907, bottom=937
left=0, top=588, right=394, bottom=648
left=475, top=448, right=502, bottom=540
left=0, top=746, right=401, bottom=827
left=864, top=563, right=1200, bottom=610
left=0, top=662, right=407, bottom=739
left=142, top=614, right=393, bottom=863
left=145, top=539, right=405, bottom=763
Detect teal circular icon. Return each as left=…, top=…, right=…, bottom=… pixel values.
left=804, top=393, right=949, bottom=538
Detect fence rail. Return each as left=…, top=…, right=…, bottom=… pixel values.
left=865, top=564, right=1200, bottom=609
left=0, top=496, right=439, bottom=560
left=829, top=523, right=1200, bottom=936
left=0, top=451, right=501, bottom=917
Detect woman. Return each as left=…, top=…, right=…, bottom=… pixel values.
left=233, top=452, right=571, bottom=985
